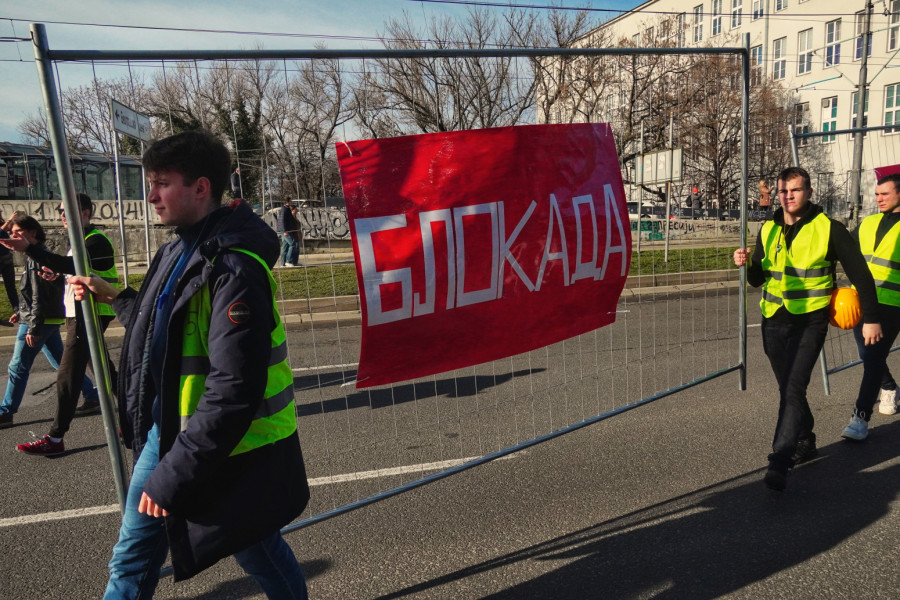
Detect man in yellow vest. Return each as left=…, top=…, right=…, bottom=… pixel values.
left=71, top=130, right=310, bottom=598
left=1, top=192, right=116, bottom=455
left=734, top=166, right=882, bottom=491
left=842, top=173, right=900, bottom=440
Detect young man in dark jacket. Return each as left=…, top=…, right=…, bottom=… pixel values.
left=733, top=166, right=882, bottom=491
left=72, top=130, right=309, bottom=599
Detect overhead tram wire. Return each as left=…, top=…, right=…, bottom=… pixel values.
left=404, top=0, right=889, bottom=18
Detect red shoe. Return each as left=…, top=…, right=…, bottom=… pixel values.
left=17, top=434, right=65, bottom=456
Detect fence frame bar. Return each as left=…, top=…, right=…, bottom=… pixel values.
left=31, top=22, right=751, bottom=540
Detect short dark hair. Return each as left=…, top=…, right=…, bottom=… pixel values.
left=142, top=130, right=231, bottom=204
left=10, top=214, right=46, bottom=243
left=76, top=192, right=93, bottom=216
left=877, top=173, right=900, bottom=193
left=777, top=166, right=812, bottom=190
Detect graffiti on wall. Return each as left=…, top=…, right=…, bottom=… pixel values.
left=0, top=200, right=154, bottom=225
left=295, top=208, right=350, bottom=240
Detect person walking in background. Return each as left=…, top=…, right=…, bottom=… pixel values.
left=733, top=166, right=882, bottom=491
left=71, top=130, right=309, bottom=599
left=0, top=215, right=96, bottom=429
left=842, top=173, right=900, bottom=440
left=758, top=179, right=772, bottom=211
left=277, top=197, right=298, bottom=267
left=231, top=165, right=242, bottom=200
left=0, top=210, right=20, bottom=318
left=0, top=193, right=119, bottom=455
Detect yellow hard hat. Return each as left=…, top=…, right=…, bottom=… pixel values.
left=829, top=287, right=861, bottom=329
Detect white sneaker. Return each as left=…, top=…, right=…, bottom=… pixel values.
left=283, top=263, right=294, bottom=267
left=842, top=415, right=869, bottom=441
left=878, top=388, right=898, bottom=415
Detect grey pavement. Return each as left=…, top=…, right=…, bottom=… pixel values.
left=0, top=289, right=898, bottom=599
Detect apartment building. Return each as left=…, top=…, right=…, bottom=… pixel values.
left=573, top=0, right=899, bottom=216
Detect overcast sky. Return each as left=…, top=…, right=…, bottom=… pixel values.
left=0, top=0, right=639, bottom=144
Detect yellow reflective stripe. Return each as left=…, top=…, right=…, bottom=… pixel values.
left=44, top=318, right=65, bottom=325
left=230, top=402, right=298, bottom=456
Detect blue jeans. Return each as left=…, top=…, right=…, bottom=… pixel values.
left=280, top=234, right=298, bottom=266
left=0, top=323, right=96, bottom=415
left=105, top=424, right=308, bottom=599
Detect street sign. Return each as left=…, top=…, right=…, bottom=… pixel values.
left=636, top=147, right=683, bottom=185
left=110, top=99, right=150, bottom=142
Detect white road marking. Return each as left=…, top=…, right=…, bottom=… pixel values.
left=0, top=455, right=516, bottom=528
left=307, top=457, right=481, bottom=486
left=0, top=504, right=120, bottom=528
left=292, top=363, right=358, bottom=372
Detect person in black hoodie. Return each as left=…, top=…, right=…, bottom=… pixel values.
left=71, top=130, right=309, bottom=599
left=733, top=166, right=882, bottom=491
left=841, top=173, right=900, bottom=439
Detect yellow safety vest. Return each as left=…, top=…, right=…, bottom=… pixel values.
left=84, top=229, right=120, bottom=317
left=858, top=212, right=900, bottom=308
left=760, top=213, right=835, bottom=317
left=179, top=248, right=296, bottom=456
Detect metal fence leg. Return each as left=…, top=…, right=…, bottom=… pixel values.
left=819, top=348, right=831, bottom=396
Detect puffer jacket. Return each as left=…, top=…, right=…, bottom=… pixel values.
left=112, top=201, right=309, bottom=580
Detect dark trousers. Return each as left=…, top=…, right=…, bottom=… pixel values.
left=49, top=315, right=116, bottom=439
left=0, top=254, right=18, bottom=310
left=852, top=308, right=900, bottom=420
left=761, top=313, right=829, bottom=469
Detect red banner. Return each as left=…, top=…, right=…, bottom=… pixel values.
left=875, top=163, right=900, bottom=179
left=337, top=124, right=631, bottom=388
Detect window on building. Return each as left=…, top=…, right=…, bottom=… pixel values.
left=852, top=90, right=869, bottom=134
left=855, top=11, right=873, bottom=59
left=886, top=83, right=900, bottom=134
left=731, top=0, right=743, bottom=29
left=773, top=37, right=786, bottom=80
left=645, top=27, right=655, bottom=43
left=775, top=0, right=787, bottom=11
left=712, top=0, right=723, bottom=36
left=751, top=45, right=763, bottom=85
left=795, top=102, right=811, bottom=146
left=676, top=13, right=686, bottom=46
left=752, top=0, right=763, bottom=19
left=632, top=33, right=640, bottom=46
left=821, top=97, right=838, bottom=142
left=798, top=29, right=813, bottom=74
left=693, top=5, right=704, bottom=43
left=890, top=1, right=899, bottom=52
left=825, top=20, right=841, bottom=67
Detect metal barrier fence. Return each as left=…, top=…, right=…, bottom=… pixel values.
left=31, top=23, right=751, bottom=539
left=790, top=125, right=900, bottom=392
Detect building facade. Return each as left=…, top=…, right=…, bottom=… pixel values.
left=563, top=0, right=899, bottom=218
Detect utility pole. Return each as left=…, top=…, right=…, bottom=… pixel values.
left=850, top=1, right=874, bottom=228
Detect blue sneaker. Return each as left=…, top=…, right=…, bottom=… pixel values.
left=841, top=415, right=868, bottom=441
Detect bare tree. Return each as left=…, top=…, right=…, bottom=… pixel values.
left=362, top=9, right=537, bottom=134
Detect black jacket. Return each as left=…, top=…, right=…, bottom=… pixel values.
left=112, top=202, right=309, bottom=580
left=17, top=247, right=65, bottom=337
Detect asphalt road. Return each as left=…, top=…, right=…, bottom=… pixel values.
left=1, top=291, right=898, bottom=599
